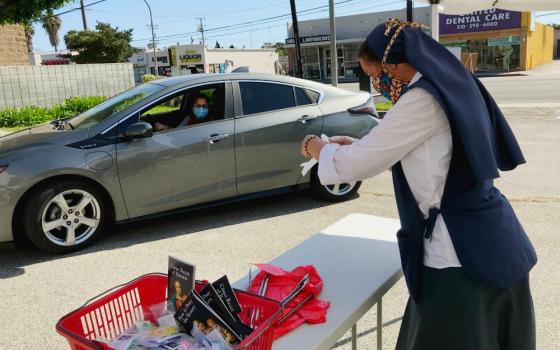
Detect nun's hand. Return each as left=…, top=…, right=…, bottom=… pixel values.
left=329, top=136, right=357, bottom=145
left=301, top=135, right=327, bottom=159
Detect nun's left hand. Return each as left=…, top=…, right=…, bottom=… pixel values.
left=301, top=135, right=327, bottom=160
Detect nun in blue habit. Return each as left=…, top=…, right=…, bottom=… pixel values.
left=300, top=19, right=537, bottom=349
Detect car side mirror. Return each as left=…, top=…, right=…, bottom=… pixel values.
left=122, top=122, right=153, bottom=141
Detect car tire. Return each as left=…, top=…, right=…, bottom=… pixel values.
left=310, top=166, right=361, bottom=202
left=22, top=180, right=110, bottom=254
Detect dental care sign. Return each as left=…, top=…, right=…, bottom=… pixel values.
left=439, top=9, right=521, bottom=35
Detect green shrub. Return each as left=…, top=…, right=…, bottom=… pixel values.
left=0, top=96, right=107, bottom=128
left=0, top=106, right=51, bottom=127
left=142, top=74, right=163, bottom=83
left=55, top=96, right=107, bottom=116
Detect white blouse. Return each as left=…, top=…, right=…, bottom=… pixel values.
left=318, top=72, right=462, bottom=269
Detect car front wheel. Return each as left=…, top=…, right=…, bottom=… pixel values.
left=310, top=167, right=361, bottom=202
left=22, top=180, right=110, bottom=254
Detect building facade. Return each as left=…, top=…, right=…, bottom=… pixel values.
left=553, top=27, right=560, bottom=59
left=168, top=45, right=279, bottom=76
left=284, top=7, right=431, bottom=81
left=129, top=46, right=279, bottom=83
left=439, top=9, right=554, bottom=72
left=285, top=8, right=554, bottom=81
left=0, top=24, right=29, bottom=66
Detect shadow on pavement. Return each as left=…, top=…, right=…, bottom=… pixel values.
left=0, top=189, right=357, bottom=279
left=331, top=316, right=403, bottom=348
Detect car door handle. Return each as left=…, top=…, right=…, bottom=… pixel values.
left=297, top=115, right=318, bottom=124
left=205, top=133, right=230, bottom=144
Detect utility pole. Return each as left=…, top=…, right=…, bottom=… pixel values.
left=430, top=0, right=439, bottom=40
left=406, top=0, right=413, bottom=22
left=197, top=17, right=206, bottom=47
left=329, top=0, right=337, bottom=86
left=80, top=0, right=88, bottom=30
left=289, top=0, right=303, bottom=78
left=143, top=0, right=157, bottom=75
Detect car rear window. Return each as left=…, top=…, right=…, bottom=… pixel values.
left=305, top=89, right=321, bottom=104
left=240, top=82, right=296, bottom=115
left=295, top=87, right=313, bottom=106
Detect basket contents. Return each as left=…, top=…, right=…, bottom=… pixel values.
left=105, top=320, right=204, bottom=350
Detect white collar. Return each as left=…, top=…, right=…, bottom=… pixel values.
left=409, top=71, right=423, bottom=85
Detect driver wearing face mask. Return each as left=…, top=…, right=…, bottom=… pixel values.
left=154, top=94, right=211, bottom=131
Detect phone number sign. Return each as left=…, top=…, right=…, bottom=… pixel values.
left=439, top=9, right=521, bottom=35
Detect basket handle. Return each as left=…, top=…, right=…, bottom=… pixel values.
left=82, top=272, right=166, bottom=307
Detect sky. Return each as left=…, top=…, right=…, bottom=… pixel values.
left=31, top=0, right=560, bottom=53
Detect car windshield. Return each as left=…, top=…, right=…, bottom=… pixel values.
left=68, top=83, right=165, bottom=129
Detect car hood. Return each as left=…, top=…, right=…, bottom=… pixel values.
left=0, top=123, right=89, bottom=162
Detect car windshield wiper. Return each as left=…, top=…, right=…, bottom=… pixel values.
left=52, top=118, right=75, bottom=130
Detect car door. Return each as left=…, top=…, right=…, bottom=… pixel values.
left=115, top=82, right=237, bottom=218
left=234, top=81, right=323, bottom=195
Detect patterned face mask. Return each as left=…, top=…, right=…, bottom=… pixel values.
left=372, top=18, right=425, bottom=104
left=372, top=68, right=409, bottom=104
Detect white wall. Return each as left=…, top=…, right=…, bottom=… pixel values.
left=205, top=49, right=279, bottom=74
left=0, top=63, right=135, bottom=108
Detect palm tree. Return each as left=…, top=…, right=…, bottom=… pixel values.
left=23, top=23, right=35, bottom=53
left=41, top=10, right=61, bottom=52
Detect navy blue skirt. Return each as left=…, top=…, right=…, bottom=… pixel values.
left=396, top=267, right=535, bottom=350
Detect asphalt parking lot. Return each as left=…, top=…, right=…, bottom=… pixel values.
left=1, top=105, right=558, bottom=349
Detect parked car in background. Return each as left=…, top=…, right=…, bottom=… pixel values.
left=0, top=73, right=378, bottom=253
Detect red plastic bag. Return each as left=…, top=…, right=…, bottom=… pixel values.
left=247, top=264, right=330, bottom=339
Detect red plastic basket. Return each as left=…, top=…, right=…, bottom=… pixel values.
left=56, top=273, right=283, bottom=350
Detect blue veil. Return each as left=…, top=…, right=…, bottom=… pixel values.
left=366, top=21, right=525, bottom=180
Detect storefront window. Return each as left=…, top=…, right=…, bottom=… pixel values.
left=302, top=47, right=321, bottom=80
left=343, top=44, right=360, bottom=79
left=325, top=46, right=344, bottom=79
left=465, top=37, right=520, bottom=72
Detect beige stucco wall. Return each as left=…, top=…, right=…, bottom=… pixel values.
left=0, top=24, right=29, bottom=66
left=205, top=49, right=279, bottom=74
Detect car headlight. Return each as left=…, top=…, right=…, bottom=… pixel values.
left=0, top=165, right=8, bottom=174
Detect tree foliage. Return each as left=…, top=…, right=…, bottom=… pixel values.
left=41, top=9, right=61, bottom=52
left=0, top=0, right=70, bottom=24
left=215, top=41, right=221, bottom=48
left=64, top=22, right=136, bottom=63
left=272, top=42, right=287, bottom=56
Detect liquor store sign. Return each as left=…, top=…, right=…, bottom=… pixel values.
left=439, top=9, right=521, bottom=35
left=179, top=49, right=203, bottom=64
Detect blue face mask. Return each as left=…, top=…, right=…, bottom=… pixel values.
left=192, top=106, right=209, bottom=119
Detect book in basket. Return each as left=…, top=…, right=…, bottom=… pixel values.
left=168, top=256, right=196, bottom=312
left=199, top=283, right=253, bottom=340
left=174, top=290, right=242, bottom=348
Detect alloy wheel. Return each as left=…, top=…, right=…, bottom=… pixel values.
left=41, top=189, right=101, bottom=247
left=323, top=182, right=357, bottom=196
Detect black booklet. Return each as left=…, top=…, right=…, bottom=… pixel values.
left=212, top=275, right=243, bottom=316
left=174, top=291, right=242, bottom=347
left=168, top=256, right=196, bottom=312
left=199, top=283, right=253, bottom=339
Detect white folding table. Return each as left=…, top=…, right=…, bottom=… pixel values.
left=234, top=213, right=403, bottom=350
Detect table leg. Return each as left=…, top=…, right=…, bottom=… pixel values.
left=377, top=298, right=382, bottom=350
left=352, top=323, right=357, bottom=350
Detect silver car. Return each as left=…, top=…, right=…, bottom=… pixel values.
left=0, top=73, right=378, bottom=253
